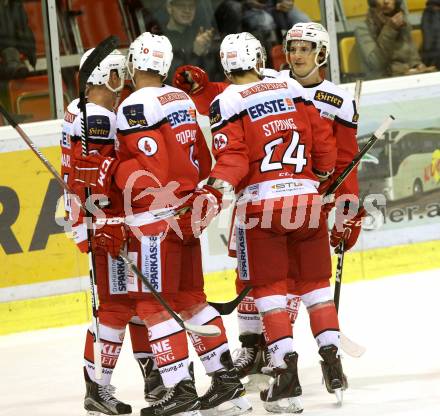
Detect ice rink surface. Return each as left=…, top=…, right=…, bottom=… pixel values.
left=2, top=270, right=440, bottom=416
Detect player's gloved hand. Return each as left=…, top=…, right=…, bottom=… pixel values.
left=172, top=65, right=209, bottom=95
left=93, top=217, right=127, bottom=258
left=331, top=207, right=366, bottom=253
left=176, top=185, right=223, bottom=241
left=73, top=153, right=118, bottom=196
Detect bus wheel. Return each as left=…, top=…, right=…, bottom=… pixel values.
left=413, top=179, right=423, bottom=197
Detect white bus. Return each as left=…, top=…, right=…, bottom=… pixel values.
left=358, top=128, right=440, bottom=202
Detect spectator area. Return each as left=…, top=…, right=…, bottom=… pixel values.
left=0, top=0, right=434, bottom=123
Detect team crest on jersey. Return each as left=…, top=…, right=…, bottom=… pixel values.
left=123, top=104, right=148, bottom=127
left=247, top=97, right=295, bottom=121
left=213, top=133, right=228, bottom=150
left=88, top=115, right=111, bottom=138
left=210, top=99, right=221, bottom=126
left=138, top=136, right=158, bottom=156
left=314, top=90, right=343, bottom=108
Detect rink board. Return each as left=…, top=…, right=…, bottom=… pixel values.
left=3, top=74, right=440, bottom=335
left=2, top=239, right=440, bottom=335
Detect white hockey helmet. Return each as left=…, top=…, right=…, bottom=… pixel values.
left=284, top=22, right=330, bottom=67
left=220, top=32, right=266, bottom=75
left=79, top=49, right=126, bottom=92
left=126, top=32, right=173, bottom=80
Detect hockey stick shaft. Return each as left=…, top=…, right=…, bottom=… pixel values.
left=77, top=35, right=120, bottom=379
left=118, top=255, right=220, bottom=337
left=334, top=238, right=346, bottom=313
left=0, top=104, right=85, bottom=213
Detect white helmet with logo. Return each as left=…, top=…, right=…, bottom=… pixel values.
left=126, top=32, right=173, bottom=80
left=220, top=32, right=266, bottom=75
left=284, top=22, right=330, bottom=67
left=80, top=49, right=126, bottom=92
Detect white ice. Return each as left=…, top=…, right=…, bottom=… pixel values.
left=1, top=270, right=440, bottom=416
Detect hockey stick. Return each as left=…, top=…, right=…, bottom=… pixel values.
left=325, top=115, right=395, bottom=358
left=334, top=237, right=366, bottom=358
left=118, top=255, right=221, bottom=337
left=354, top=79, right=362, bottom=109
left=208, top=285, right=252, bottom=315
left=77, top=35, right=121, bottom=379
left=0, top=97, right=220, bottom=340
left=0, top=105, right=85, bottom=214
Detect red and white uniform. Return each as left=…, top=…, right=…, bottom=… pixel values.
left=115, top=85, right=234, bottom=385
left=209, top=77, right=336, bottom=287
left=69, top=103, right=131, bottom=303
left=115, top=85, right=211, bottom=298
left=64, top=101, right=151, bottom=386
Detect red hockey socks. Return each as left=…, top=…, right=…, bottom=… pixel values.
left=148, top=318, right=191, bottom=388
left=302, top=287, right=340, bottom=349
left=186, top=305, right=229, bottom=374
left=128, top=318, right=153, bottom=363
left=253, top=284, right=294, bottom=369
left=84, top=324, right=125, bottom=385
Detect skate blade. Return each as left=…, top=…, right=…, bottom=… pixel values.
left=242, top=373, right=271, bottom=392
left=178, top=411, right=202, bottom=416
left=334, top=388, right=343, bottom=406
left=201, top=396, right=252, bottom=416
left=263, top=397, right=303, bottom=414
left=87, top=412, right=131, bottom=416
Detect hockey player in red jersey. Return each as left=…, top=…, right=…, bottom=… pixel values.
left=233, top=23, right=365, bottom=402
left=174, top=24, right=364, bottom=403
left=74, top=32, right=251, bottom=416
left=63, top=49, right=166, bottom=416
left=206, top=31, right=336, bottom=413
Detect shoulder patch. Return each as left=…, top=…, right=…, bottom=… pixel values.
left=210, top=99, right=222, bottom=126
left=314, top=90, right=343, bottom=109
left=123, top=104, right=148, bottom=128
left=138, top=137, right=158, bottom=156
left=88, top=115, right=111, bottom=138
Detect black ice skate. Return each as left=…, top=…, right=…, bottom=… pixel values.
left=233, top=334, right=269, bottom=390
left=319, top=344, right=348, bottom=405
left=137, top=357, right=167, bottom=402
left=84, top=368, right=132, bottom=416
left=200, top=351, right=252, bottom=416
left=260, top=352, right=303, bottom=414
left=140, top=378, right=201, bottom=416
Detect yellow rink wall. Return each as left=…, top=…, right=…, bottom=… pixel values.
left=2, top=239, right=440, bottom=335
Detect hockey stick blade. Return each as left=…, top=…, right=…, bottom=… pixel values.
left=119, top=255, right=221, bottom=337
left=341, top=332, right=366, bottom=358
left=78, top=35, right=119, bottom=91
left=208, top=286, right=252, bottom=315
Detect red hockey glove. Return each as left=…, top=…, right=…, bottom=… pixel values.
left=73, top=153, right=118, bottom=196
left=330, top=207, right=366, bottom=253
left=92, top=217, right=127, bottom=258
left=176, top=185, right=223, bottom=241
left=172, top=65, right=209, bottom=95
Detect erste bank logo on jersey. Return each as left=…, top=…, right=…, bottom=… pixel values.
left=167, top=107, right=197, bottom=128
left=247, top=96, right=295, bottom=121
